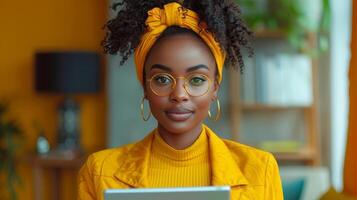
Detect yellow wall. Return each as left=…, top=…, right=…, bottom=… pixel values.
left=344, top=0, right=357, bottom=197
left=0, top=1, right=107, bottom=199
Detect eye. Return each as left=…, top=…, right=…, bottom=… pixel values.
left=189, top=75, right=207, bottom=86
left=153, top=74, right=173, bottom=85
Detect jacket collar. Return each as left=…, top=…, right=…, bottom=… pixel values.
left=204, top=125, right=249, bottom=186
left=113, top=131, right=154, bottom=187
left=114, top=125, right=248, bottom=187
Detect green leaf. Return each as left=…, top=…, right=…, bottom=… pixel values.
left=0, top=101, right=24, bottom=200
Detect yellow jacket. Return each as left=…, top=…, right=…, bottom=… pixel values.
left=78, top=125, right=283, bottom=200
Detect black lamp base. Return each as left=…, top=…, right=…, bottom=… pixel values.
left=56, top=97, right=83, bottom=154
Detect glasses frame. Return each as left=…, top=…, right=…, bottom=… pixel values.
left=147, top=72, right=213, bottom=97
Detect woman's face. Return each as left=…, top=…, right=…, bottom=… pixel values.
left=144, top=33, right=219, bottom=135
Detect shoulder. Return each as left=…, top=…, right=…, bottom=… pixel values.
left=81, top=143, right=136, bottom=177
left=80, top=131, right=154, bottom=179
left=222, top=138, right=275, bottom=164
left=222, top=139, right=279, bottom=185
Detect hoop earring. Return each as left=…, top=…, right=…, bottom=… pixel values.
left=141, top=97, right=151, bottom=121
left=208, top=98, right=221, bottom=121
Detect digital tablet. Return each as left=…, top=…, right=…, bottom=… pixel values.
left=104, top=186, right=230, bottom=200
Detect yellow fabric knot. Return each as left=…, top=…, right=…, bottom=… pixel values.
left=134, top=2, right=226, bottom=85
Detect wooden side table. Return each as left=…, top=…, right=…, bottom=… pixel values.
left=27, top=152, right=86, bottom=200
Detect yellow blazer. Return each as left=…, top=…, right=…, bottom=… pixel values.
left=78, top=125, right=283, bottom=200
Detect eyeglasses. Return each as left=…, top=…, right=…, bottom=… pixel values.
left=147, top=73, right=212, bottom=97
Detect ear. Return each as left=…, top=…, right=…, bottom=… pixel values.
left=142, top=71, right=148, bottom=98
left=142, top=66, right=149, bottom=97
left=212, top=80, right=220, bottom=101
left=143, top=85, right=148, bottom=99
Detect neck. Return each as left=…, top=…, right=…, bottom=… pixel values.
left=157, top=123, right=203, bottom=150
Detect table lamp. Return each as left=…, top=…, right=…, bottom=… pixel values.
left=35, top=51, right=100, bottom=154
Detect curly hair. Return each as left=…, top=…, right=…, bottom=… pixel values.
left=102, top=0, right=253, bottom=72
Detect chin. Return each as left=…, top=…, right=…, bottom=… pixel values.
left=152, top=110, right=204, bottom=134
left=158, top=118, right=201, bottom=135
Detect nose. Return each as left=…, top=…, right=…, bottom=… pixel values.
left=170, top=78, right=189, bottom=102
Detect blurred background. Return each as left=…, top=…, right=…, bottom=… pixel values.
left=0, top=0, right=356, bottom=199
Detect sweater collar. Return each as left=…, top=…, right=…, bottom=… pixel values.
left=152, top=127, right=208, bottom=161
left=114, top=124, right=249, bottom=187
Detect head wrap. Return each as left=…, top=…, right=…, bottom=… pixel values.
left=134, top=2, right=226, bottom=85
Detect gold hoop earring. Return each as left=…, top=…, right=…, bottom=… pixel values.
left=141, top=97, right=151, bottom=121
left=208, top=98, right=221, bottom=121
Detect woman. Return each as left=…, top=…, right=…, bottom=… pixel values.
left=78, top=1, right=283, bottom=199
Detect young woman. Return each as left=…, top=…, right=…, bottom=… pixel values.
left=78, top=1, right=283, bottom=199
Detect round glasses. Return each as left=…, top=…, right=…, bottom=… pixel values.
left=147, top=73, right=212, bottom=97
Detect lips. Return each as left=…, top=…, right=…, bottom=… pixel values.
left=165, top=107, right=194, bottom=121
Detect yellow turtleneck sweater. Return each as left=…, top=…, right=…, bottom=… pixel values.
left=147, top=128, right=211, bottom=187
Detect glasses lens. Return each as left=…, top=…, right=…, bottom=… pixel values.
left=149, top=73, right=211, bottom=97
left=186, top=74, right=210, bottom=96
left=150, top=73, right=175, bottom=96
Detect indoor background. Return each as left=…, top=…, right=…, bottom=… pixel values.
left=0, top=0, right=356, bottom=200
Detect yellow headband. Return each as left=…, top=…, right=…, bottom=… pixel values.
left=134, top=2, right=226, bottom=85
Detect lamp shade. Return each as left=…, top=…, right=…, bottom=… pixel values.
left=35, top=51, right=100, bottom=94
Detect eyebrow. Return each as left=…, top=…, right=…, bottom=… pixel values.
left=150, top=64, right=172, bottom=72
left=150, top=64, right=209, bottom=73
left=187, top=64, right=209, bottom=72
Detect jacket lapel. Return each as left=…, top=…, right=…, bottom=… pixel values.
left=113, top=130, right=155, bottom=188
left=204, top=125, right=249, bottom=187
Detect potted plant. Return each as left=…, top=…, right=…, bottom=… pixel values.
left=236, top=0, right=329, bottom=52
left=0, top=102, right=23, bottom=200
